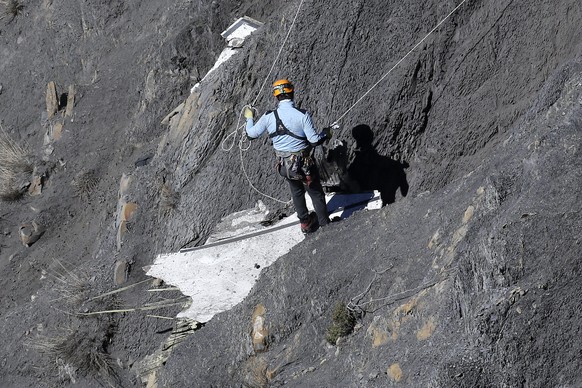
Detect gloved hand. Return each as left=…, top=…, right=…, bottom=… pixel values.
left=323, top=126, right=333, bottom=140
left=244, top=106, right=254, bottom=120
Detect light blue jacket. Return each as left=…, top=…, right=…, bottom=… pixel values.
left=246, top=100, right=325, bottom=153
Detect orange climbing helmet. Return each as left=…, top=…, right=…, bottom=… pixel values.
left=272, top=79, right=294, bottom=97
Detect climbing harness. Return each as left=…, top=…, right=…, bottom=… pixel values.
left=276, top=148, right=314, bottom=182
left=269, top=110, right=308, bottom=141
left=221, top=0, right=469, bottom=204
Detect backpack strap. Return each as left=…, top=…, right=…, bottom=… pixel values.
left=268, top=109, right=307, bottom=141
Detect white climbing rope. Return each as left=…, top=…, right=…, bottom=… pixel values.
left=331, top=0, right=469, bottom=126
left=250, top=0, right=307, bottom=108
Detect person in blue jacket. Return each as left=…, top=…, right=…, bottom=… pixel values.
left=245, top=79, right=332, bottom=233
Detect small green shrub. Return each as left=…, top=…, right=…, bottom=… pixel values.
left=325, top=302, right=357, bottom=345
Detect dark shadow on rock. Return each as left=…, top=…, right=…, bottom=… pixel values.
left=326, top=191, right=376, bottom=219
left=347, top=124, right=409, bottom=206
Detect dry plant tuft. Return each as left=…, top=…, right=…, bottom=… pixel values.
left=0, top=178, right=26, bottom=201
left=28, top=322, right=116, bottom=379
left=0, top=128, right=33, bottom=201
left=55, top=358, right=78, bottom=384
left=0, top=0, right=24, bottom=22
left=29, top=260, right=122, bottom=384
left=71, top=169, right=99, bottom=200
left=47, top=259, right=93, bottom=307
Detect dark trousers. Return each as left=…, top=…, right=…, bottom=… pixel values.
left=287, top=174, right=329, bottom=226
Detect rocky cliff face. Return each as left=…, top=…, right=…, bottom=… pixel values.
left=160, top=66, right=582, bottom=387
left=0, top=0, right=580, bottom=387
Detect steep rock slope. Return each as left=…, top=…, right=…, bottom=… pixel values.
left=0, top=0, right=579, bottom=386
left=130, top=0, right=581, bottom=254
left=160, top=63, right=582, bottom=387
left=154, top=0, right=582, bottom=386
left=0, top=1, right=279, bottom=386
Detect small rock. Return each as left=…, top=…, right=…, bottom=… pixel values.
left=46, top=82, right=59, bottom=118
left=369, top=372, right=379, bottom=380
left=114, top=260, right=129, bottom=285
left=0, top=84, right=3, bottom=94
left=251, top=304, right=268, bottom=352
left=65, top=85, right=75, bottom=118
left=28, top=175, right=43, bottom=196
left=254, top=263, right=260, bottom=269
left=19, top=221, right=45, bottom=247
left=152, top=278, right=163, bottom=288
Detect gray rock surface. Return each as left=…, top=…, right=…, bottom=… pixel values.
left=0, top=0, right=580, bottom=386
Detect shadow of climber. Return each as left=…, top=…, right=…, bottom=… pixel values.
left=347, top=124, right=409, bottom=206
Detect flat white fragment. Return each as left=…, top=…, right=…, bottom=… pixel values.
left=147, top=191, right=380, bottom=322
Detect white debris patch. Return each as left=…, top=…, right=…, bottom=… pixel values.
left=147, top=191, right=381, bottom=322
left=221, top=16, right=264, bottom=45
left=148, top=215, right=301, bottom=322
left=205, top=200, right=268, bottom=244
left=190, top=16, right=263, bottom=94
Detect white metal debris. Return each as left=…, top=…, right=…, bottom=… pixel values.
left=190, top=16, right=263, bottom=93
left=147, top=192, right=381, bottom=322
